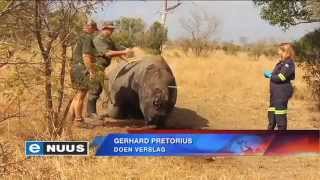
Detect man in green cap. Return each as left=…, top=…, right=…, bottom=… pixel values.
left=86, top=21, right=133, bottom=119
left=70, top=20, right=100, bottom=128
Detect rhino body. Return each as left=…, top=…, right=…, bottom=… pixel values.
left=104, top=56, right=177, bottom=127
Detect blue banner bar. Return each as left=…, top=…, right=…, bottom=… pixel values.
left=92, top=133, right=270, bottom=156
left=92, top=131, right=319, bottom=156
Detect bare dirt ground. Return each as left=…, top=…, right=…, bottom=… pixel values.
left=1, top=49, right=319, bottom=179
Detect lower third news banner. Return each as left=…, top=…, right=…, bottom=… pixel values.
left=91, top=130, right=319, bottom=156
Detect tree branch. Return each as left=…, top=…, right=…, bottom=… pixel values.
left=34, top=0, right=46, bottom=57
left=0, top=112, right=26, bottom=123
left=0, top=0, right=16, bottom=17
left=292, top=19, right=320, bottom=25
left=0, top=62, right=43, bottom=65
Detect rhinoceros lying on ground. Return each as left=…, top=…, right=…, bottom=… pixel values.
left=104, top=55, right=177, bottom=127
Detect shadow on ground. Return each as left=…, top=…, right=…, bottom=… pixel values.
left=165, top=107, right=209, bottom=129
left=100, top=107, right=209, bottom=129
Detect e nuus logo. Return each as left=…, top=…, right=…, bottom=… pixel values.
left=26, top=141, right=89, bottom=156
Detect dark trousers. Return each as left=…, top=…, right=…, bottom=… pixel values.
left=267, top=83, right=293, bottom=130
left=86, top=62, right=110, bottom=115
left=87, top=81, right=103, bottom=115
left=268, top=100, right=288, bottom=130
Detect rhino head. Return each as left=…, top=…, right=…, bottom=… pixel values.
left=139, top=63, right=177, bottom=127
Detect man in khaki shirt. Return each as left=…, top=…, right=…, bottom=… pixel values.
left=87, top=21, right=132, bottom=120
left=70, top=20, right=99, bottom=128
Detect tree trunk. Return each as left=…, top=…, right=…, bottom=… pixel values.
left=57, top=43, right=67, bottom=114
left=34, top=0, right=57, bottom=136
left=43, top=53, right=56, bottom=135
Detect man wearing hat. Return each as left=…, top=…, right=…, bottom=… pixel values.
left=70, top=20, right=102, bottom=128
left=86, top=20, right=133, bottom=119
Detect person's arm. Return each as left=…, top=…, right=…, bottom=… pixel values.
left=115, top=44, right=127, bottom=51
left=93, top=37, right=129, bottom=59
left=271, top=61, right=295, bottom=83
left=105, top=49, right=130, bottom=58
left=106, top=39, right=133, bottom=58
left=83, top=54, right=96, bottom=75
left=82, top=36, right=97, bottom=76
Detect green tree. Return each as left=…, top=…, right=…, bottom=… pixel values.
left=0, top=1, right=33, bottom=45
left=254, top=0, right=320, bottom=30
left=143, top=21, right=167, bottom=54
left=112, top=17, right=146, bottom=48
left=295, top=29, right=320, bottom=102
left=295, top=29, right=320, bottom=62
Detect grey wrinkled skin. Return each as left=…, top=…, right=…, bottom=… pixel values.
left=104, top=56, right=177, bottom=127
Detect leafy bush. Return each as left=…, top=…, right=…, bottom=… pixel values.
left=112, top=19, right=167, bottom=55
left=112, top=17, right=146, bottom=48
left=295, top=29, right=320, bottom=105
left=246, top=42, right=278, bottom=60
left=141, top=21, right=167, bottom=55
left=221, top=43, right=241, bottom=56
left=176, top=38, right=215, bottom=57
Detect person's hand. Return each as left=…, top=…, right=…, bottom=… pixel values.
left=124, top=48, right=130, bottom=53
left=264, top=71, right=272, bottom=78
left=102, top=53, right=110, bottom=59
left=124, top=48, right=134, bottom=58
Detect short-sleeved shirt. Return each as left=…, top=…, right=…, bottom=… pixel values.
left=93, top=34, right=125, bottom=68
left=72, top=32, right=97, bottom=65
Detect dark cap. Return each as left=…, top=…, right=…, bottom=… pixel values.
left=101, top=21, right=116, bottom=29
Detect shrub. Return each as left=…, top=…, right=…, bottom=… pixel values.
left=295, top=29, right=320, bottom=107
left=221, top=43, right=241, bottom=56
left=141, top=21, right=167, bottom=55
left=246, top=42, right=278, bottom=60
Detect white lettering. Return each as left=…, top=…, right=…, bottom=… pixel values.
left=113, top=147, right=132, bottom=153
left=151, top=138, right=193, bottom=144
left=46, top=144, right=56, bottom=152
left=134, top=146, right=166, bottom=153
left=29, top=144, right=40, bottom=153
left=56, top=145, right=65, bottom=152
left=76, top=144, right=85, bottom=153
left=65, top=145, right=75, bottom=152
left=114, top=138, right=150, bottom=144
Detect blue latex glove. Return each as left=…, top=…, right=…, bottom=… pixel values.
left=264, top=71, right=272, bottom=78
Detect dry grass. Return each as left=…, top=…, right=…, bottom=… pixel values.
left=1, top=49, right=319, bottom=180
